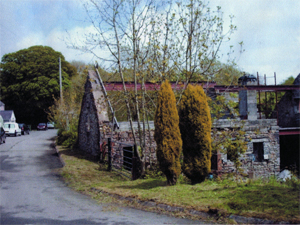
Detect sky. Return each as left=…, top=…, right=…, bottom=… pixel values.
left=0, top=0, right=299, bottom=84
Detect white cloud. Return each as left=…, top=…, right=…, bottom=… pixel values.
left=47, top=26, right=97, bottom=64
left=2, top=0, right=299, bottom=84
left=12, top=25, right=106, bottom=64
left=15, top=32, right=45, bottom=50
left=211, top=0, right=300, bottom=84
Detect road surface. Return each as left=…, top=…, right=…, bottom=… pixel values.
left=0, top=129, right=201, bottom=224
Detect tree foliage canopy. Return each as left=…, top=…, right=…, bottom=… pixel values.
left=208, top=62, right=243, bottom=85
left=0, top=45, right=77, bottom=125
left=280, top=76, right=295, bottom=85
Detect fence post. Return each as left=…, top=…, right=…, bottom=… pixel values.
left=107, top=138, right=112, bottom=171
left=132, top=144, right=140, bottom=180
left=132, top=145, right=136, bottom=180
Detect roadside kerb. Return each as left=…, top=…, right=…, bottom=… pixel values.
left=53, top=141, right=65, bottom=167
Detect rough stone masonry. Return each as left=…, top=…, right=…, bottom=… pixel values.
left=77, top=70, right=109, bottom=156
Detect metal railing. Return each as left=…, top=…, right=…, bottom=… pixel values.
left=102, top=138, right=138, bottom=180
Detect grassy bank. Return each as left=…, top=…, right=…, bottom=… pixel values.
left=57, top=147, right=300, bottom=223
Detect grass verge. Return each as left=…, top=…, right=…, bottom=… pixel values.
left=57, top=146, right=300, bottom=224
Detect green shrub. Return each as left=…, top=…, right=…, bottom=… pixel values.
left=178, top=84, right=212, bottom=184
left=62, top=130, right=78, bottom=148
left=143, top=165, right=164, bottom=179
left=154, top=80, right=182, bottom=185
left=56, top=122, right=78, bottom=149
left=56, top=129, right=65, bottom=145
left=285, top=177, right=300, bottom=191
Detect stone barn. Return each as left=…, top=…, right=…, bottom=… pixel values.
left=77, top=70, right=109, bottom=157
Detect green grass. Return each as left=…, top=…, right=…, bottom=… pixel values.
left=57, top=147, right=300, bottom=223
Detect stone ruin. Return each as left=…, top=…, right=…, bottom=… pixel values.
left=77, top=70, right=281, bottom=178
left=213, top=119, right=280, bottom=178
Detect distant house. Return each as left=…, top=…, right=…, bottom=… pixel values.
left=0, top=110, right=16, bottom=123
left=0, top=101, right=5, bottom=111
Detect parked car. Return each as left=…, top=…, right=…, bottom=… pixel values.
left=47, top=122, right=55, bottom=129
left=37, top=123, right=48, bottom=130
left=3, top=122, right=22, bottom=136
left=18, top=123, right=30, bottom=135
left=0, top=127, right=6, bottom=144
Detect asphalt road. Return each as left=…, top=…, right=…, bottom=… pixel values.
left=0, top=129, right=200, bottom=224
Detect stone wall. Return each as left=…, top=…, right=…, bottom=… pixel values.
left=216, top=119, right=280, bottom=178
left=101, top=122, right=157, bottom=168
left=102, top=119, right=280, bottom=178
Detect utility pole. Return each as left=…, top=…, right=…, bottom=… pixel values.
left=59, top=57, right=63, bottom=104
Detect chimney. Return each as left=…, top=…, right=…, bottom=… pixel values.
left=238, top=74, right=258, bottom=120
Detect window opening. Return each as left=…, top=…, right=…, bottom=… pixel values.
left=253, top=142, right=264, bottom=162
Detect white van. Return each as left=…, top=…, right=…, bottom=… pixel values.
left=0, top=115, right=3, bottom=128
left=3, top=122, right=21, bottom=136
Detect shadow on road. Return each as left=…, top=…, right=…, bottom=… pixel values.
left=1, top=211, right=110, bottom=225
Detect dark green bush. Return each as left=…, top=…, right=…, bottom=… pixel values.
left=178, top=84, right=212, bottom=184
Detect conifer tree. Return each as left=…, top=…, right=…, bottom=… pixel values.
left=154, top=80, right=182, bottom=185
left=179, top=84, right=211, bottom=184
